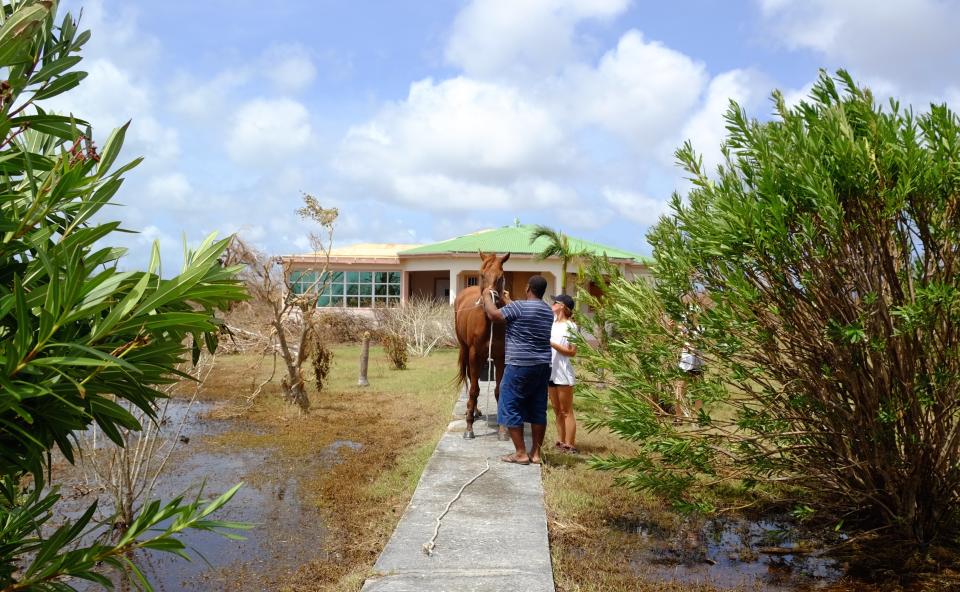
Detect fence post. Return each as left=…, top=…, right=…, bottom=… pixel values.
left=358, top=331, right=370, bottom=386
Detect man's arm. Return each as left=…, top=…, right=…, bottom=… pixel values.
left=482, top=288, right=505, bottom=322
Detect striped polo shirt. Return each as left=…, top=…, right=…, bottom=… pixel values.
left=500, top=299, right=554, bottom=366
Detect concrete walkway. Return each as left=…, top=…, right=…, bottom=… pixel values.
left=361, top=382, right=555, bottom=592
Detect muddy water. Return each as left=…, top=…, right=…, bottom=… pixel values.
left=50, top=400, right=351, bottom=591
left=615, top=515, right=844, bottom=590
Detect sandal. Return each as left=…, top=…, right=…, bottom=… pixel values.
left=500, top=454, right=530, bottom=465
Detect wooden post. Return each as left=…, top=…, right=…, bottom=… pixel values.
left=358, top=331, right=370, bottom=386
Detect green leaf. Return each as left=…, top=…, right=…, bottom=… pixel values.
left=33, top=70, right=88, bottom=101
left=0, top=3, right=47, bottom=66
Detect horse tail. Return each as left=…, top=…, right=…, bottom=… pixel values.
left=456, top=337, right=470, bottom=387
left=454, top=307, right=469, bottom=387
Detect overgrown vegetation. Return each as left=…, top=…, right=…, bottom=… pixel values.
left=0, top=2, right=247, bottom=588
left=580, top=71, right=960, bottom=561
left=380, top=331, right=408, bottom=370
left=374, top=296, right=455, bottom=357
left=223, top=195, right=338, bottom=413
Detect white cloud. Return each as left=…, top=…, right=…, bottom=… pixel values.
left=446, top=0, right=630, bottom=78
left=146, top=173, right=192, bottom=208
left=226, top=98, right=313, bottom=166
left=672, top=69, right=770, bottom=171
left=566, top=30, right=707, bottom=149
left=170, top=69, right=249, bottom=121
left=263, top=45, right=317, bottom=92
left=42, top=57, right=180, bottom=165
left=602, top=187, right=668, bottom=225
left=335, top=77, right=575, bottom=208
left=758, top=0, right=960, bottom=92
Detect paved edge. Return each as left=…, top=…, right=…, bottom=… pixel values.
left=361, top=382, right=555, bottom=592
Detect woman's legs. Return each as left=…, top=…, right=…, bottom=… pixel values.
left=555, top=385, right=576, bottom=448
left=548, top=385, right=566, bottom=445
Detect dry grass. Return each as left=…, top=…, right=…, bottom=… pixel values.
left=541, top=418, right=723, bottom=592
left=196, top=344, right=459, bottom=591
left=541, top=397, right=960, bottom=592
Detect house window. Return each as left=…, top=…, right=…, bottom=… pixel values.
left=311, top=270, right=401, bottom=308
left=289, top=271, right=318, bottom=296
left=466, top=276, right=479, bottom=287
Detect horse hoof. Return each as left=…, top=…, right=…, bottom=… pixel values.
left=463, top=431, right=475, bottom=440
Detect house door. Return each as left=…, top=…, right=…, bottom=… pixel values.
left=434, top=278, right=450, bottom=302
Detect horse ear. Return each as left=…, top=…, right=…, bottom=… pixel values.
left=478, top=250, right=488, bottom=260
left=500, top=252, right=510, bottom=265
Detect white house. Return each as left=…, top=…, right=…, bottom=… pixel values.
left=282, top=224, right=649, bottom=309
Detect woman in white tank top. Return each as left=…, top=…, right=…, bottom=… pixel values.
left=549, top=294, right=578, bottom=453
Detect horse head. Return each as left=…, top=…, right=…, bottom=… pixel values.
left=478, top=251, right=510, bottom=305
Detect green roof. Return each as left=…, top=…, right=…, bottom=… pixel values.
left=399, top=224, right=649, bottom=263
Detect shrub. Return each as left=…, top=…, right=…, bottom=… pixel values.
left=315, top=310, right=375, bottom=343
left=381, top=331, right=408, bottom=370
left=310, top=334, right=334, bottom=393
left=374, top=297, right=456, bottom=357
left=582, top=71, right=960, bottom=550
left=0, top=3, right=248, bottom=587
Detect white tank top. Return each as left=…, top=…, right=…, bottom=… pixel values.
left=550, top=320, right=577, bottom=385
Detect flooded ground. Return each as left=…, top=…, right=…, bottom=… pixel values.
left=613, top=514, right=845, bottom=590
left=49, top=398, right=353, bottom=591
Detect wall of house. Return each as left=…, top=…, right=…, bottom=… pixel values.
left=408, top=271, right=449, bottom=300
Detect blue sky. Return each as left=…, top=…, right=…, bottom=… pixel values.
left=51, top=0, right=960, bottom=269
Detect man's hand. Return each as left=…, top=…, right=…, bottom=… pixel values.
left=482, top=287, right=505, bottom=322
left=501, top=289, right=511, bottom=305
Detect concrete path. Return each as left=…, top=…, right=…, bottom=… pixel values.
left=361, top=382, right=555, bottom=592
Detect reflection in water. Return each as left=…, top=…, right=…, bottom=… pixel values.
left=57, top=400, right=336, bottom=591
left=615, top=516, right=843, bottom=590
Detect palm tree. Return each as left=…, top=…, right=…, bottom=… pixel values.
left=530, top=225, right=584, bottom=295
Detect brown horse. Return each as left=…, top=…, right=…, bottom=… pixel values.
left=454, top=251, right=510, bottom=439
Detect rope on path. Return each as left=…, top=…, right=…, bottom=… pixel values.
left=421, top=459, right=491, bottom=557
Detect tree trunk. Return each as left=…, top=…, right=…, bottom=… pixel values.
left=272, top=311, right=310, bottom=413
left=358, top=332, right=370, bottom=386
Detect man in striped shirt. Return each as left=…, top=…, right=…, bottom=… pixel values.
left=483, top=275, right=554, bottom=465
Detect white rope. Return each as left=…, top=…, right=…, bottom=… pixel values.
left=422, top=459, right=491, bottom=556
left=483, top=320, right=496, bottom=423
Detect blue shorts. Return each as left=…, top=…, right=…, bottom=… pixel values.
left=498, top=364, right=550, bottom=428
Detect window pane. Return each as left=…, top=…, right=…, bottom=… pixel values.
left=359, top=296, right=372, bottom=308
left=359, top=271, right=372, bottom=284
left=331, top=282, right=344, bottom=295
left=375, top=272, right=388, bottom=283
left=290, top=271, right=303, bottom=283
left=346, top=296, right=359, bottom=307
left=375, top=284, right=386, bottom=296
left=328, top=295, right=344, bottom=307
left=330, top=271, right=344, bottom=284
left=317, top=295, right=330, bottom=307
left=346, top=284, right=359, bottom=296
left=359, top=283, right=372, bottom=296
left=387, top=284, right=400, bottom=297
left=388, top=272, right=401, bottom=284
left=346, top=271, right=359, bottom=283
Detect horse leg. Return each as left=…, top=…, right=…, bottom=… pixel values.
left=464, top=348, right=481, bottom=439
